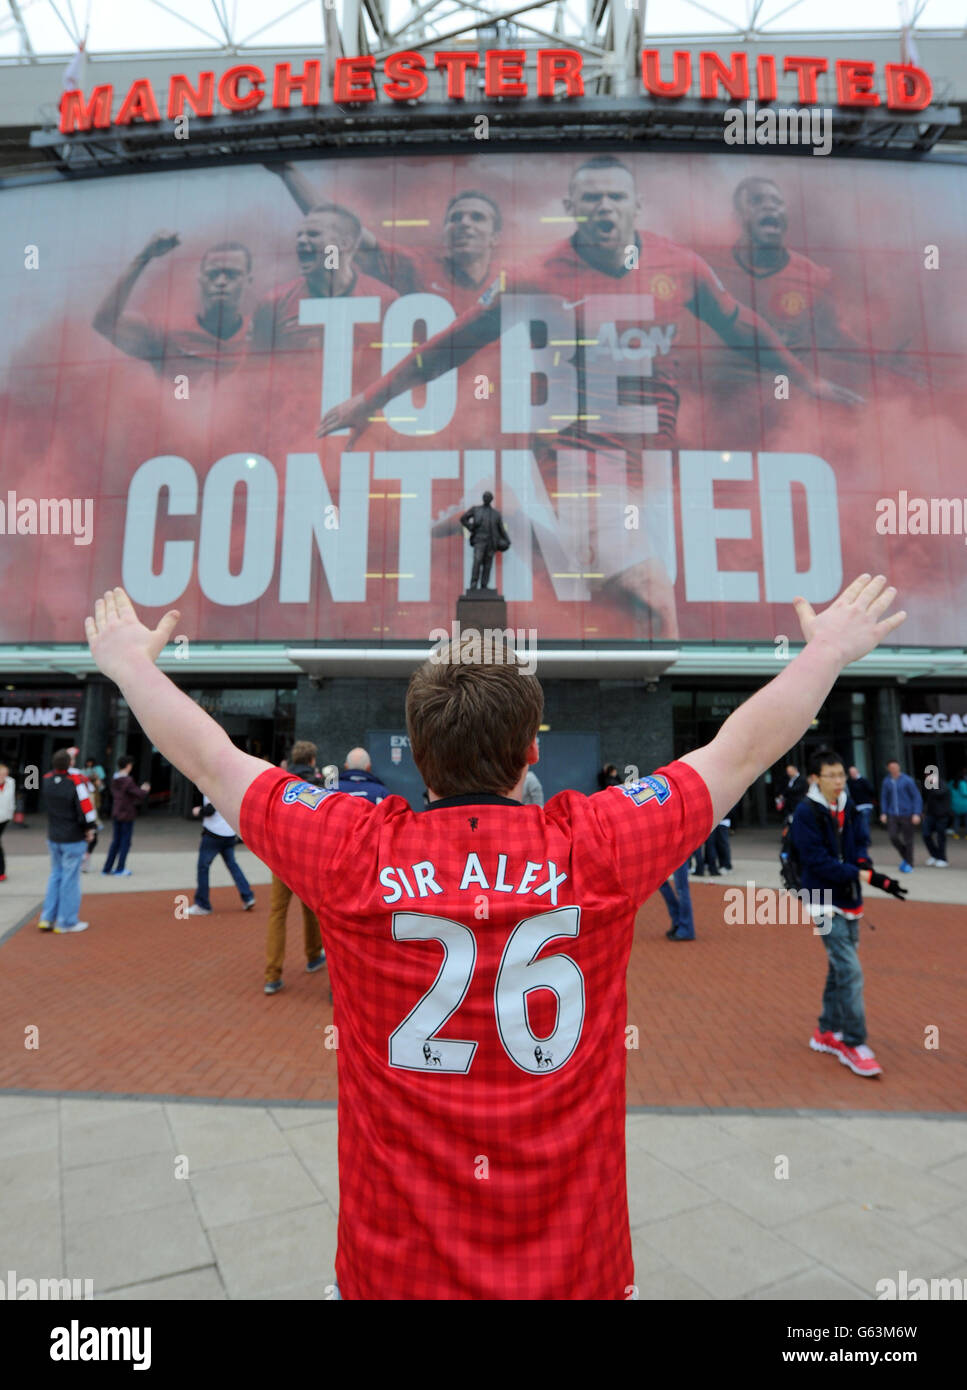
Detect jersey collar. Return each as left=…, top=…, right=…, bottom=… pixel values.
left=425, top=793, right=524, bottom=809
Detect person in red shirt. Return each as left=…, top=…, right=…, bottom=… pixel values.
left=92, top=233, right=252, bottom=376
left=83, top=573, right=905, bottom=1299
left=250, top=201, right=398, bottom=354
left=711, top=176, right=925, bottom=371
left=318, top=156, right=860, bottom=638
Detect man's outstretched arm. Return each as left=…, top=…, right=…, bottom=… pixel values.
left=681, top=575, right=906, bottom=823
left=84, top=589, right=271, bottom=830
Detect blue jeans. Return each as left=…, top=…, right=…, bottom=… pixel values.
left=704, top=824, right=732, bottom=872
left=855, top=806, right=873, bottom=842
left=658, top=863, right=695, bottom=939
left=103, top=819, right=134, bottom=872
left=818, top=911, right=866, bottom=1047
left=195, top=831, right=253, bottom=910
left=41, top=839, right=87, bottom=927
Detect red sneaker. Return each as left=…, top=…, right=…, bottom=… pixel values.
left=809, top=1028, right=840, bottom=1055
left=837, top=1043, right=883, bottom=1078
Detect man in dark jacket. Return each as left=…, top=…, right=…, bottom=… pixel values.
left=264, top=740, right=327, bottom=995
left=39, top=749, right=97, bottom=933
left=846, top=765, right=875, bottom=842
left=337, top=748, right=389, bottom=803
left=922, top=775, right=952, bottom=868
left=792, top=747, right=906, bottom=1079
left=102, top=756, right=151, bottom=876
left=775, top=762, right=807, bottom=824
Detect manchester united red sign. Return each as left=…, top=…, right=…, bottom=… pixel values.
left=58, top=49, right=933, bottom=133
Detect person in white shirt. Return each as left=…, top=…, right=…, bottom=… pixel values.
left=189, top=788, right=255, bottom=915
left=0, top=763, right=14, bottom=881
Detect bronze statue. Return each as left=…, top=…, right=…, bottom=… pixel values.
left=459, top=491, right=510, bottom=591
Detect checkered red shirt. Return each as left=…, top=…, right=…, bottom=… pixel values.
left=241, top=760, right=712, bottom=1300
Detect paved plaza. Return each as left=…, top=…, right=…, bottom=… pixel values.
left=1, top=817, right=965, bottom=1299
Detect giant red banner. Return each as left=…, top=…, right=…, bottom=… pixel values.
left=0, top=149, right=964, bottom=646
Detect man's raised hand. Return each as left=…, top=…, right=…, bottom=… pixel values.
left=139, top=230, right=180, bottom=261
left=794, top=574, right=906, bottom=669
left=84, top=588, right=180, bottom=686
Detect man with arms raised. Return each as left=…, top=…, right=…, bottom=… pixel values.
left=92, top=232, right=252, bottom=377
left=84, top=574, right=903, bottom=1299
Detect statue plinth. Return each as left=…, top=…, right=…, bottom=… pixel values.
left=456, top=590, right=508, bottom=632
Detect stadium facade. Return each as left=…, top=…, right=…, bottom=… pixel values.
left=1, top=5, right=966, bottom=819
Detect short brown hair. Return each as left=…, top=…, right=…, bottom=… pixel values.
left=406, top=637, right=543, bottom=798
left=291, top=740, right=317, bottom=766
left=52, top=750, right=71, bottom=771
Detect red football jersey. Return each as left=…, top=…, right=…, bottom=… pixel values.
left=126, top=316, right=250, bottom=377
left=251, top=270, right=398, bottom=353
left=240, top=760, right=713, bottom=1300
left=711, top=247, right=836, bottom=353
left=358, top=240, right=499, bottom=316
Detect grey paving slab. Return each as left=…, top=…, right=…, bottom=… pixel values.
left=0, top=1095, right=59, bottom=1119
left=709, top=1113, right=872, bottom=1175
left=812, top=1116, right=967, bottom=1170
left=285, top=1120, right=340, bottom=1209
left=59, top=1097, right=166, bottom=1127
left=98, top=1268, right=226, bottom=1300
left=634, top=1266, right=712, bottom=1300
left=626, top=1114, right=755, bottom=1171
left=818, top=1152, right=965, bottom=1226
left=0, top=1107, right=59, bottom=1159
left=0, top=1146, right=60, bottom=1213
left=66, top=1202, right=213, bottom=1292
left=163, top=1102, right=289, bottom=1171
left=630, top=1236, right=677, bottom=1283
left=189, top=1153, right=323, bottom=1229
left=0, top=1197, right=63, bottom=1277
left=747, top=1267, right=868, bottom=1300
left=206, top=1202, right=338, bottom=1299
left=62, top=1151, right=193, bottom=1226
left=931, top=1154, right=967, bottom=1188
left=61, top=1107, right=172, bottom=1170
left=688, top=1153, right=841, bottom=1228
left=914, top=1202, right=967, bottom=1259
left=268, top=1105, right=337, bottom=1131
left=637, top=1201, right=813, bottom=1299
left=776, top=1202, right=962, bottom=1296
left=626, top=1148, right=715, bottom=1228
left=256, top=1279, right=339, bottom=1300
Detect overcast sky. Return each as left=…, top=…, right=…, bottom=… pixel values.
left=0, top=0, right=962, bottom=60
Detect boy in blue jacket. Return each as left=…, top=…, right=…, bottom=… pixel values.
left=791, top=748, right=907, bottom=1078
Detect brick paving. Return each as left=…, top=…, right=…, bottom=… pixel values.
left=1, top=885, right=964, bottom=1111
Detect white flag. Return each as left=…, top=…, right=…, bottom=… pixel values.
left=899, top=0, right=921, bottom=67
left=62, top=44, right=85, bottom=92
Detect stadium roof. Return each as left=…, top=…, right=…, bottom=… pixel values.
left=0, top=0, right=962, bottom=63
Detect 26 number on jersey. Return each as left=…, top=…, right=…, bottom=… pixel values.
left=388, top=906, right=585, bottom=1076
